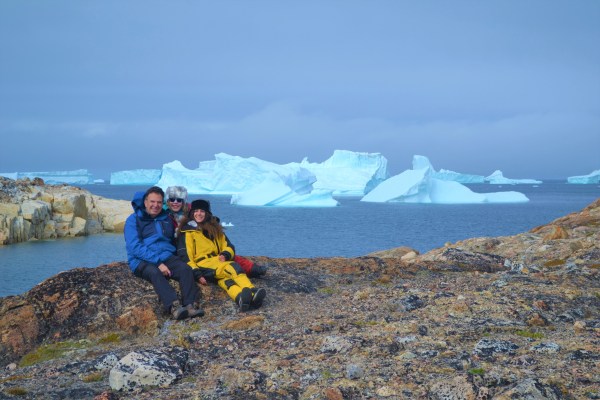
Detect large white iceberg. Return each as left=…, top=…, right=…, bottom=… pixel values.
left=485, top=170, right=542, bottom=185
left=567, top=169, right=600, bottom=184
left=295, top=150, right=388, bottom=195
left=115, top=150, right=387, bottom=197
left=110, top=169, right=162, bottom=185
left=156, top=154, right=339, bottom=207
left=0, top=170, right=94, bottom=185
left=361, top=155, right=529, bottom=204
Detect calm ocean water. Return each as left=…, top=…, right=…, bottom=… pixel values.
left=0, top=182, right=598, bottom=297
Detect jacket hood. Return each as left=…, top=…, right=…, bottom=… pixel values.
left=131, top=191, right=146, bottom=213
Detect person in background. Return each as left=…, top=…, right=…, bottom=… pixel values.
left=177, top=199, right=266, bottom=312
left=124, top=186, right=204, bottom=320
left=164, top=186, right=267, bottom=278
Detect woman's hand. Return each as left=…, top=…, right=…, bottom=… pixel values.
left=218, top=254, right=226, bottom=262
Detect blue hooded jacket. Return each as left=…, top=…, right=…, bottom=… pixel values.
left=124, top=191, right=177, bottom=272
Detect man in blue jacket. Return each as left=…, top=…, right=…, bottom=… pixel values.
left=124, top=186, right=203, bottom=320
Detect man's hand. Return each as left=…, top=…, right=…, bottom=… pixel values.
left=158, top=263, right=171, bottom=277
left=218, top=255, right=226, bottom=262
left=198, top=277, right=207, bottom=285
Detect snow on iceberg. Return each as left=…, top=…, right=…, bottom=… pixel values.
left=110, top=169, right=162, bottom=185
left=230, top=167, right=339, bottom=207
left=295, top=150, right=388, bottom=195
left=0, top=170, right=94, bottom=185
left=485, top=170, right=542, bottom=185
left=156, top=160, right=213, bottom=193
left=567, top=169, right=600, bottom=184
left=361, top=155, right=529, bottom=204
left=433, top=169, right=485, bottom=183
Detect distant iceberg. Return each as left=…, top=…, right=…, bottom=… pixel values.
left=114, top=150, right=387, bottom=198
left=0, top=170, right=93, bottom=185
left=295, top=150, right=388, bottom=195
left=433, top=169, right=485, bottom=183
left=361, top=155, right=529, bottom=204
left=485, top=170, right=542, bottom=185
left=567, top=169, right=600, bottom=184
left=110, top=169, right=162, bottom=185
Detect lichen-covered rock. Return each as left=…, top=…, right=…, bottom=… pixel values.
left=109, top=348, right=188, bottom=391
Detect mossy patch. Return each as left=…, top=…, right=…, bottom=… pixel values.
left=5, top=387, right=28, bottom=396
left=468, top=368, right=485, bottom=375
left=515, top=329, right=544, bottom=339
left=98, top=333, right=121, bottom=344
left=19, top=340, right=90, bottom=367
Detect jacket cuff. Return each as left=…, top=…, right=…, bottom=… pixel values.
left=221, top=251, right=232, bottom=261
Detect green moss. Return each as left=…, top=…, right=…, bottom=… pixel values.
left=468, top=368, right=485, bottom=375
left=5, top=387, right=28, bottom=396
left=19, top=340, right=89, bottom=367
left=98, top=333, right=121, bottom=344
left=318, top=287, right=336, bottom=295
left=321, top=369, right=333, bottom=380
left=515, top=329, right=544, bottom=339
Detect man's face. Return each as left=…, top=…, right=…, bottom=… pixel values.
left=144, top=192, right=164, bottom=218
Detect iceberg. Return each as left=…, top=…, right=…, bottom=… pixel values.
left=114, top=150, right=387, bottom=197
left=231, top=170, right=339, bottom=207
left=156, top=160, right=213, bottom=193
left=155, top=154, right=339, bottom=207
left=0, top=170, right=94, bottom=185
left=110, top=169, right=162, bottom=185
left=361, top=155, right=529, bottom=204
left=433, top=169, right=485, bottom=183
left=567, top=169, right=600, bottom=184
left=295, top=150, right=388, bottom=195
left=485, top=170, right=542, bottom=185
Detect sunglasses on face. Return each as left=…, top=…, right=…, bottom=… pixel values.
left=168, top=198, right=184, bottom=203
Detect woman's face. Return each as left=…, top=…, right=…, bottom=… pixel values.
left=167, top=197, right=184, bottom=212
left=193, top=209, right=206, bottom=223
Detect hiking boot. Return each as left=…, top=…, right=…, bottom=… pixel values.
left=186, top=304, right=205, bottom=318
left=251, top=288, right=266, bottom=309
left=236, top=288, right=253, bottom=312
left=170, top=300, right=189, bottom=320
left=249, top=264, right=267, bottom=278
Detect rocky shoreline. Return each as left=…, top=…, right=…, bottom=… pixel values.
left=0, top=183, right=598, bottom=398
left=0, top=177, right=130, bottom=245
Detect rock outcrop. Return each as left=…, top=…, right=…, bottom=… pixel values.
left=0, top=177, right=130, bottom=245
left=0, top=198, right=598, bottom=399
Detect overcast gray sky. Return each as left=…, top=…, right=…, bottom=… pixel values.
left=1, top=0, right=599, bottom=180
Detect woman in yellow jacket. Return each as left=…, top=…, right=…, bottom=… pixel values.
left=177, top=199, right=266, bottom=311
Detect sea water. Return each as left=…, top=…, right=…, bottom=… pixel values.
left=0, top=182, right=598, bottom=297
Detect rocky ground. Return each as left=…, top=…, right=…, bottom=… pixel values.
left=0, top=199, right=598, bottom=399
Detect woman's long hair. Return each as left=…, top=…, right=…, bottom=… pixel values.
left=179, top=211, right=224, bottom=240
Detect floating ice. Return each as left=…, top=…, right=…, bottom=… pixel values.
left=361, top=155, right=529, bottom=204
left=485, top=170, right=542, bottom=185
left=567, top=169, right=600, bottom=184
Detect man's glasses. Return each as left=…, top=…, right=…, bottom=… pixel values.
left=168, top=198, right=184, bottom=203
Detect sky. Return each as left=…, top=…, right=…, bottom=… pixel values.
left=1, top=1, right=599, bottom=181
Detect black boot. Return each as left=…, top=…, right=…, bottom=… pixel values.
left=248, top=264, right=267, bottom=278
left=236, top=288, right=253, bottom=312
left=251, top=288, right=266, bottom=309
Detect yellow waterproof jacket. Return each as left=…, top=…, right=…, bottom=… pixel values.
left=177, top=221, right=235, bottom=269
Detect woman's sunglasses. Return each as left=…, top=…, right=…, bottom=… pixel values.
left=168, top=198, right=184, bottom=203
